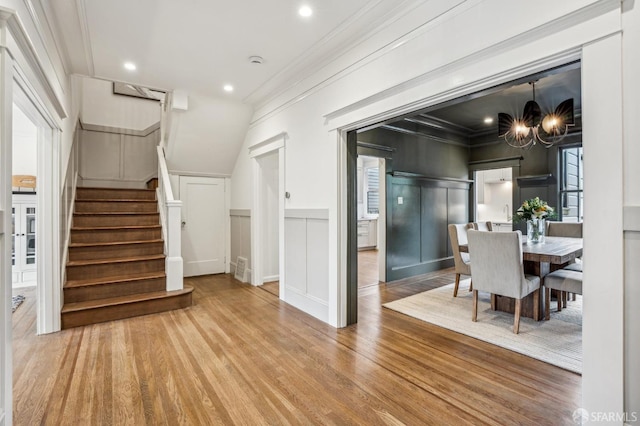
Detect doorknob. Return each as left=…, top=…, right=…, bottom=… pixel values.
left=181, top=221, right=186, bottom=227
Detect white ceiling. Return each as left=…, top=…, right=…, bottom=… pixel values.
left=48, top=0, right=410, bottom=105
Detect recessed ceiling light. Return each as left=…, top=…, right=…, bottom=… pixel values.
left=299, top=5, right=313, bottom=17
left=223, top=84, right=234, bottom=92
left=484, top=117, right=494, bottom=124
left=124, top=62, right=136, bottom=71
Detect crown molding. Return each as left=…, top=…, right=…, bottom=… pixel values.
left=0, top=7, right=67, bottom=119
left=244, top=0, right=420, bottom=107
left=36, top=0, right=72, bottom=76
left=243, top=0, right=436, bottom=115
left=75, top=0, right=95, bottom=76
left=22, top=0, right=67, bottom=89
left=323, top=0, right=619, bottom=124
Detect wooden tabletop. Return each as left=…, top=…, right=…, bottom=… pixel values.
left=459, top=236, right=583, bottom=265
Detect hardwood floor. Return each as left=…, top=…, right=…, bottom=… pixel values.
left=357, top=249, right=379, bottom=288
left=13, top=272, right=581, bottom=425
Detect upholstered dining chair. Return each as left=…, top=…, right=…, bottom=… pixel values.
left=448, top=224, right=472, bottom=297
left=543, top=269, right=583, bottom=320
left=545, top=221, right=583, bottom=307
left=467, top=230, right=541, bottom=334
left=546, top=221, right=583, bottom=238
left=471, top=221, right=493, bottom=232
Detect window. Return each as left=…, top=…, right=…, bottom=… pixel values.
left=366, top=167, right=379, bottom=215
left=559, top=146, right=583, bottom=222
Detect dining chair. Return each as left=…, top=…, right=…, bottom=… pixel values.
left=543, top=269, right=583, bottom=320
left=467, top=230, right=541, bottom=334
left=447, top=224, right=472, bottom=297
left=469, top=221, right=493, bottom=231
left=545, top=221, right=583, bottom=304
left=546, top=221, right=582, bottom=238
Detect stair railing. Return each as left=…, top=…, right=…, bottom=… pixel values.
left=157, top=145, right=183, bottom=290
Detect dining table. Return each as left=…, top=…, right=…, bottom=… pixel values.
left=459, top=235, right=583, bottom=320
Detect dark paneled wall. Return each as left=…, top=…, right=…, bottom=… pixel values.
left=470, top=133, right=582, bottom=231
left=358, top=127, right=471, bottom=281
left=388, top=178, right=469, bottom=280
left=358, top=128, right=469, bottom=178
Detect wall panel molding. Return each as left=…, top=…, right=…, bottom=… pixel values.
left=284, top=211, right=329, bottom=323
left=624, top=206, right=640, bottom=232
left=80, top=120, right=160, bottom=137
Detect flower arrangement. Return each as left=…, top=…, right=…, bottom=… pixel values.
left=513, top=197, right=557, bottom=223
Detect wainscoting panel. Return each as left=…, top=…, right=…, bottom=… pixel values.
left=78, top=125, right=159, bottom=188
left=284, top=217, right=307, bottom=294
left=306, top=219, right=329, bottom=302
left=229, top=210, right=251, bottom=276
left=284, top=209, right=329, bottom=323
left=79, top=131, right=120, bottom=180
left=387, top=176, right=471, bottom=281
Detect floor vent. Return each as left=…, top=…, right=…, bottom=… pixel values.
left=235, top=256, right=248, bottom=282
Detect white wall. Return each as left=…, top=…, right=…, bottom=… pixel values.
left=80, top=77, right=160, bottom=131
left=229, top=0, right=632, bottom=420
left=12, top=104, right=37, bottom=176
left=165, top=93, right=253, bottom=176
left=78, top=127, right=159, bottom=188
left=477, top=181, right=512, bottom=223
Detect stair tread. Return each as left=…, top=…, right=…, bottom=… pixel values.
left=74, top=212, right=159, bottom=216
left=65, top=271, right=166, bottom=288
left=71, top=224, right=161, bottom=231
left=79, top=187, right=155, bottom=192
left=69, top=239, right=163, bottom=248
left=76, top=198, right=157, bottom=202
left=61, top=286, right=194, bottom=313
left=67, top=254, right=164, bottom=267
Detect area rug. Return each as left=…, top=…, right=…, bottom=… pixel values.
left=12, top=295, right=26, bottom=313
left=383, top=280, right=582, bottom=374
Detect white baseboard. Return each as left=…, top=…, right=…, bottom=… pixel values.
left=263, top=274, right=279, bottom=283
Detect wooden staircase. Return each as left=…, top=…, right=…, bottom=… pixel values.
left=61, top=187, right=193, bottom=329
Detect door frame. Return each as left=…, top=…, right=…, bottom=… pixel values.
left=335, top=43, right=623, bottom=418
left=178, top=175, right=227, bottom=277
left=249, top=133, right=286, bottom=298
left=13, top=82, right=61, bottom=335
left=1, top=9, right=66, bottom=424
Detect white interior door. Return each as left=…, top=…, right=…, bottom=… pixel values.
left=180, top=176, right=226, bottom=277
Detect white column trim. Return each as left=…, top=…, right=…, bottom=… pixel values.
left=581, top=32, right=624, bottom=420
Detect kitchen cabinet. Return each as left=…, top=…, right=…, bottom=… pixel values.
left=484, top=168, right=512, bottom=183
left=492, top=222, right=513, bottom=232
left=357, top=219, right=377, bottom=249
left=12, top=194, right=37, bottom=286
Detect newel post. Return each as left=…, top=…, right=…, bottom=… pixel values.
left=165, top=200, right=183, bottom=290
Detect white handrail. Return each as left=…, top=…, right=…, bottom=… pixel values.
left=156, top=145, right=183, bottom=291
left=157, top=146, right=174, bottom=200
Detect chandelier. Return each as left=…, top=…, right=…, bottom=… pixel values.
left=498, top=81, right=574, bottom=149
